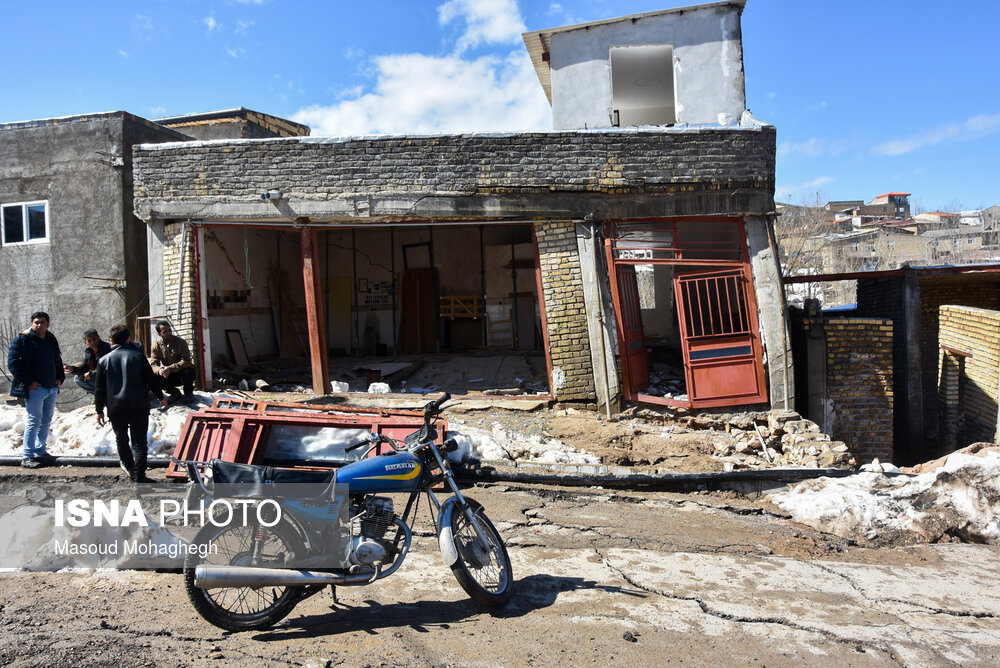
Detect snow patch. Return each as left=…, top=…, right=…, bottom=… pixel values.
left=772, top=451, right=1000, bottom=545
left=446, top=421, right=600, bottom=466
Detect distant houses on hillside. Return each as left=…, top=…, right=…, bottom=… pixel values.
left=777, top=192, right=1000, bottom=306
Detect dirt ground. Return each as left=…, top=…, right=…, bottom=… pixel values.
left=6, top=470, right=993, bottom=667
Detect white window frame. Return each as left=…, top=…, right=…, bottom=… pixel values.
left=1, top=200, right=49, bottom=246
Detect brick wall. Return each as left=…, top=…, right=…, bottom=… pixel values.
left=938, top=305, right=1000, bottom=447
left=824, top=318, right=894, bottom=463
left=534, top=222, right=596, bottom=401
left=160, top=221, right=199, bottom=360
left=918, top=275, right=1000, bottom=430
left=133, top=127, right=776, bottom=222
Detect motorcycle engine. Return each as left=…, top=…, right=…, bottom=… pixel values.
left=349, top=496, right=395, bottom=568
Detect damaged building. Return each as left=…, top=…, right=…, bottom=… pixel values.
left=132, top=0, right=790, bottom=413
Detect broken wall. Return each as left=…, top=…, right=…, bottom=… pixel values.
left=134, top=125, right=777, bottom=402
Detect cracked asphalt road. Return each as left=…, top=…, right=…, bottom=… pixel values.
left=2, top=472, right=999, bottom=667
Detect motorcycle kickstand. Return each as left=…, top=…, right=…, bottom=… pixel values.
left=329, top=584, right=338, bottom=605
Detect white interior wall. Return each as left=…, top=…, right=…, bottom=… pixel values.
left=203, top=227, right=281, bottom=363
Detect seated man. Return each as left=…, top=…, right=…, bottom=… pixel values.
left=63, top=329, right=112, bottom=395
left=149, top=321, right=196, bottom=402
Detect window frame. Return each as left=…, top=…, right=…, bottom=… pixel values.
left=1, top=200, right=50, bottom=246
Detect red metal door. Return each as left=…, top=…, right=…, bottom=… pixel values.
left=673, top=267, right=767, bottom=407
left=614, top=265, right=649, bottom=395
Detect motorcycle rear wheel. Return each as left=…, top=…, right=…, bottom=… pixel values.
left=449, top=499, right=513, bottom=607
left=184, top=514, right=306, bottom=632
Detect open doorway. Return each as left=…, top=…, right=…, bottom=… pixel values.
left=606, top=219, right=767, bottom=409
left=198, top=222, right=548, bottom=396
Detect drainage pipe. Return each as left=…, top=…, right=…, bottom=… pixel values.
left=0, top=457, right=172, bottom=468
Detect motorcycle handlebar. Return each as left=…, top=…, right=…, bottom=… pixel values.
left=424, top=392, right=451, bottom=416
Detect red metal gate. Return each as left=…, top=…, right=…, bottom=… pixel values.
left=604, top=218, right=768, bottom=409
left=610, top=264, right=649, bottom=395
left=673, top=267, right=766, bottom=407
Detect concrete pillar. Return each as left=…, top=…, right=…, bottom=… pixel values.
left=745, top=215, right=793, bottom=408
left=901, top=269, right=923, bottom=451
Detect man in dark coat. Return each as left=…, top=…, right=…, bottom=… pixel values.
left=7, top=311, right=64, bottom=468
left=94, top=325, right=167, bottom=483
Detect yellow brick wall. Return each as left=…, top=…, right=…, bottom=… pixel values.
left=824, top=318, right=894, bottom=462
left=160, top=221, right=200, bottom=362
left=534, top=222, right=596, bottom=402
left=938, top=305, right=1000, bottom=445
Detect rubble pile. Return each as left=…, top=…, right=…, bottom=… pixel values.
left=630, top=407, right=857, bottom=471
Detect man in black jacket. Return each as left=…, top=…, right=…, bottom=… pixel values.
left=7, top=311, right=64, bottom=468
left=94, top=325, right=167, bottom=483
left=63, top=329, right=112, bottom=394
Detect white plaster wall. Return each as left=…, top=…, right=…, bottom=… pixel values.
left=549, top=4, right=745, bottom=130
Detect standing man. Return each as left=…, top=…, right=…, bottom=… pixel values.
left=63, top=329, right=112, bottom=394
left=7, top=311, right=64, bottom=468
left=95, top=325, right=166, bottom=483
left=150, top=321, right=196, bottom=403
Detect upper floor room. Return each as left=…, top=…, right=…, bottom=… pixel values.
left=522, top=1, right=748, bottom=131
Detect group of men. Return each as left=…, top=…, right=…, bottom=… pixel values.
left=6, top=314, right=196, bottom=482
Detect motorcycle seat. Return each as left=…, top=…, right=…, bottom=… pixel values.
left=206, top=459, right=338, bottom=498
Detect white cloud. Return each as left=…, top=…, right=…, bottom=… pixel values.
left=292, top=0, right=550, bottom=136
left=226, top=46, right=245, bottom=59
left=293, top=50, right=550, bottom=136
left=872, top=113, right=1000, bottom=156
left=438, top=0, right=526, bottom=54
left=119, top=50, right=130, bottom=59
left=235, top=19, right=254, bottom=35
left=778, top=138, right=836, bottom=158
left=204, top=16, right=218, bottom=33
left=149, top=106, right=166, bottom=116
left=133, top=15, right=152, bottom=40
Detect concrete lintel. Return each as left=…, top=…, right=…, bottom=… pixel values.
left=135, top=191, right=775, bottom=225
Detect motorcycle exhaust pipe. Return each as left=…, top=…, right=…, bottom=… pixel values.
left=195, top=565, right=356, bottom=588
left=195, top=519, right=412, bottom=589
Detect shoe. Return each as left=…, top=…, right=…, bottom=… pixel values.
left=20, top=458, right=42, bottom=469
left=35, top=453, right=57, bottom=465
left=133, top=474, right=154, bottom=484
left=182, top=392, right=196, bottom=403
left=166, top=391, right=183, bottom=406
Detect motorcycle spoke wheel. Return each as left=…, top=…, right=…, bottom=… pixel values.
left=449, top=500, right=512, bottom=607
left=184, top=516, right=305, bottom=632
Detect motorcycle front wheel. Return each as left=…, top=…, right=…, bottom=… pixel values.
left=183, top=513, right=305, bottom=632
left=449, top=498, right=513, bottom=607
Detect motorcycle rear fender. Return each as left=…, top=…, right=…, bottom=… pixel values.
left=436, top=496, right=462, bottom=567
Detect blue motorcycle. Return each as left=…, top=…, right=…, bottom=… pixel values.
left=179, top=393, right=512, bottom=631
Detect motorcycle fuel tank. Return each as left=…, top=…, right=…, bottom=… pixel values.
left=336, top=451, right=424, bottom=493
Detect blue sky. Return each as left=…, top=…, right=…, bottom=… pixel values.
left=3, top=0, right=997, bottom=212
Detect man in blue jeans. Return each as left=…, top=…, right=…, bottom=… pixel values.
left=7, top=311, right=65, bottom=468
